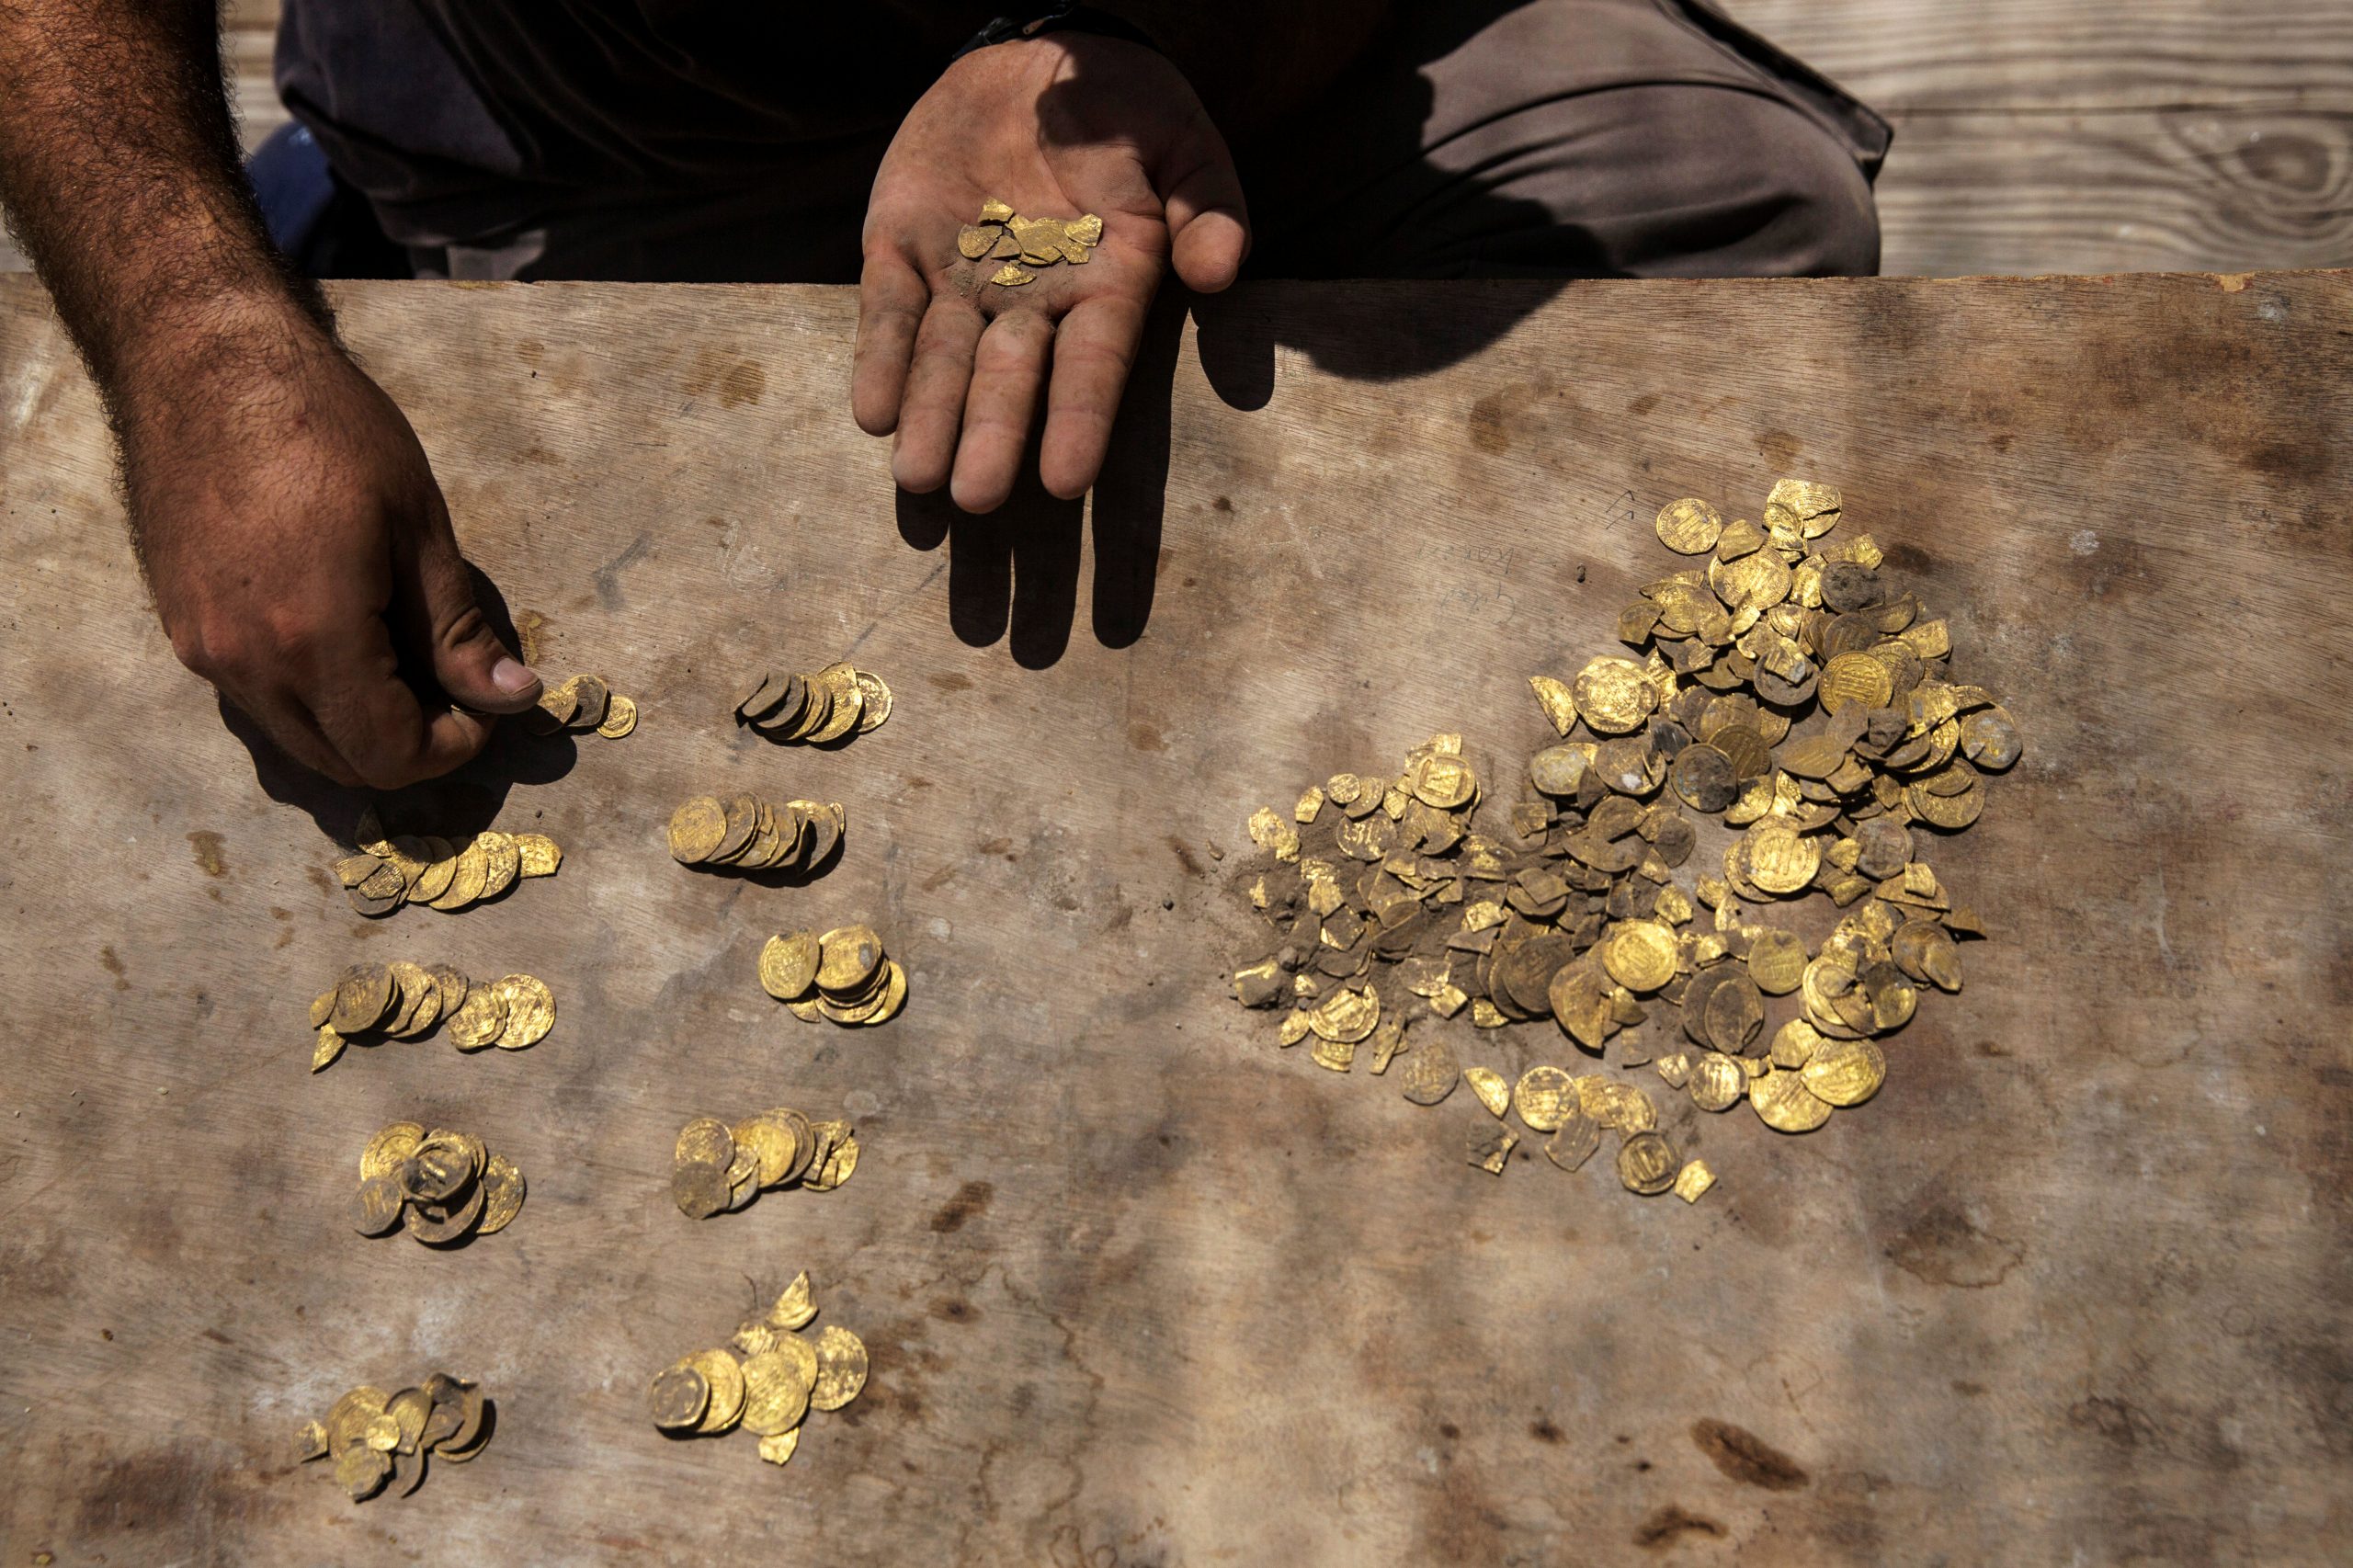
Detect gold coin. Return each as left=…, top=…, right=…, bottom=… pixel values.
left=1747, top=928, right=1808, bottom=994
left=1688, top=1051, right=1745, bottom=1111
left=1571, top=656, right=1651, bottom=735
left=1616, top=1130, right=1678, bottom=1195
left=328, top=963, right=396, bottom=1035
left=1307, top=984, right=1380, bottom=1044
left=428, top=835, right=488, bottom=911
left=1512, top=1065, right=1578, bottom=1131
left=767, top=1324, right=822, bottom=1397
left=648, top=1361, right=710, bottom=1431
left=767, top=1271, right=818, bottom=1331
left=350, top=1174, right=404, bottom=1235
left=689, top=1348, right=746, bottom=1434
left=1744, top=824, right=1820, bottom=895
left=490, top=974, right=554, bottom=1049
left=807, top=663, right=866, bottom=744
left=808, top=1324, right=869, bottom=1412
left=1750, top=1068, right=1834, bottom=1132
left=1673, top=1160, right=1716, bottom=1203
left=758, top=932, right=820, bottom=1001
left=312, top=1025, right=346, bottom=1073
left=1770, top=1017, right=1826, bottom=1069
left=1654, top=497, right=1724, bottom=554
left=738, top=1349, right=813, bottom=1436
left=360, top=1122, right=426, bottom=1181
left=956, top=223, right=995, bottom=259
left=1405, top=750, right=1477, bottom=811
left=1709, top=550, right=1792, bottom=612
left=676, top=1116, right=734, bottom=1172
left=732, top=1118, right=798, bottom=1187
left=757, top=1428, right=802, bottom=1466
left=1766, top=478, right=1842, bottom=538
left=853, top=670, right=892, bottom=733
left=815, top=925, right=884, bottom=994
left=476, top=830, right=521, bottom=900
left=335, top=1444, right=390, bottom=1502
left=1602, top=920, right=1677, bottom=993
left=1399, top=1035, right=1459, bottom=1105
left=444, top=984, right=508, bottom=1051
left=1818, top=651, right=1894, bottom=715
left=477, top=1153, right=527, bottom=1234
left=1462, top=1066, right=1510, bottom=1118
left=1802, top=1037, right=1887, bottom=1106
left=596, top=695, right=638, bottom=739
left=1542, top=1115, right=1601, bottom=1172
left=426, top=963, right=471, bottom=1017
left=803, top=1132, right=860, bottom=1192
left=667, top=796, right=727, bottom=863
left=1528, top=675, right=1579, bottom=736
left=513, top=834, right=562, bottom=879
left=1468, top=1124, right=1518, bottom=1175
left=1578, top=1076, right=1657, bottom=1132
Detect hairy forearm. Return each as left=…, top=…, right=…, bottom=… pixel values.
left=1100, top=2, right=1395, bottom=142
left=0, top=0, right=328, bottom=410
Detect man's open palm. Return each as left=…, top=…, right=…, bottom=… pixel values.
left=852, top=33, right=1248, bottom=512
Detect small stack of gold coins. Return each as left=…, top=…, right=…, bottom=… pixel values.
left=670, top=1108, right=858, bottom=1220
left=298, top=1373, right=491, bottom=1501
left=757, top=925, right=906, bottom=1027
left=330, top=809, right=561, bottom=917
left=665, top=792, right=846, bottom=875
left=957, top=198, right=1103, bottom=289
left=349, top=1122, right=526, bottom=1245
left=522, top=672, right=637, bottom=738
left=308, top=961, right=553, bottom=1070
left=734, top=662, right=891, bottom=745
left=646, top=1272, right=866, bottom=1467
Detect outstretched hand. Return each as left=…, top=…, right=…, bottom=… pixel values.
left=852, top=33, right=1249, bottom=512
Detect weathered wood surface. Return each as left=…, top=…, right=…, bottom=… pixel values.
left=1, top=271, right=2349, bottom=1566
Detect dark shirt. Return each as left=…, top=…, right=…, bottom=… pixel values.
left=276, top=3, right=994, bottom=243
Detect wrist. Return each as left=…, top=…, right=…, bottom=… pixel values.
left=112, top=283, right=342, bottom=433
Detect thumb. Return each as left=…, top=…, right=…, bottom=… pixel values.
left=414, top=527, right=541, bottom=714
left=1160, top=111, right=1250, bottom=294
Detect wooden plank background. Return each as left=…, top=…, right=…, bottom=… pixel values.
left=1, top=270, right=2348, bottom=1563
left=0, top=0, right=2346, bottom=277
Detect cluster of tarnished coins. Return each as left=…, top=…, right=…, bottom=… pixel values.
left=666, top=791, right=847, bottom=876
left=349, top=1121, right=526, bottom=1246
left=309, top=960, right=554, bottom=1071
left=1230, top=480, right=2020, bottom=1198
left=670, top=1107, right=859, bottom=1221
left=522, top=671, right=638, bottom=739
left=331, top=808, right=562, bottom=917
left=956, top=197, right=1103, bottom=288
left=647, top=1272, right=867, bottom=1467
left=734, top=661, right=891, bottom=745
left=757, top=924, right=907, bottom=1027
left=298, top=1373, right=491, bottom=1501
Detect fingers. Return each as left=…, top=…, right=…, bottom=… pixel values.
left=1039, top=292, right=1147, bottom=500
left=1161, top=123, right=1251, bottom=293
left=949, top=311, right=1055, bottom=514
left=852, top=250, right=932, bottom=437
left=892, top=296, right=985, bottom=494
left=407, top=521, right=541, bottom=714
left=304, top=616, right=494, bottom=790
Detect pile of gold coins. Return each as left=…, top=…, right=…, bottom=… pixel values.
left=309, top=961, right=554, bottom=1070
left=671, top=1107, right=858, bottom=1220
left=522, top=672, right=637, bottom=739
left=757, top=924, right=907, bottom=1028
left=1229, top=480, right=2018, bottom=1199
left=647, top=1273, right=867, bottom=1467
left=298, top=1373, right=491, bottom=1501
left=351, top=1121, right=526, bottom=1245
left=957, top=198, right=1103, bottom=289
left=734, top=662, right=891, bottom=745
left=331, top=809, right=562, bottom=918
left=666, top=792, right=847, bottom=875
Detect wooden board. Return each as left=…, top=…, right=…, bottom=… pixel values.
left=1, top=271, right=2348, bottom=1565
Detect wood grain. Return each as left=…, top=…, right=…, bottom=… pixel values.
left=1, top=272, right=2348, bottom=1564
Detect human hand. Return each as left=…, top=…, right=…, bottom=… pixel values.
left=120, top=301, right=540, bottom=788
left=852, top=32, right=1249, bottom=512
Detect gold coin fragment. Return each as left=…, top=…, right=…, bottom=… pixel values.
left=1462, top=1065, right=1511, bottom=1118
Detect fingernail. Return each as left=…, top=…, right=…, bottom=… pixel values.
left=492, top=657, right=540, bottom=695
